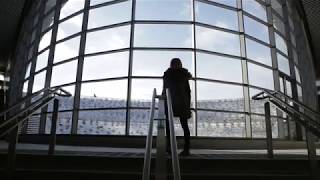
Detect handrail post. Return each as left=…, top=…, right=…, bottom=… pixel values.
left=6, top=122, right=20, bottom=177
left=142, top=89, right=156, bottom=180
left=305, top=125, right=319, bottom=180
left=155, top=99, right=167, bottom=180
left=265, top=102, right=273, bottom=158
left=49, top=98, right=59, bottom=155
left=166, top=89, right=181, bottom=180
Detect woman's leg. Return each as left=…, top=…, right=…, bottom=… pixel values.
left=179, top=117, right=190, bottom=152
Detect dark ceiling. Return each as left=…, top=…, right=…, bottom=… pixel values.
left=0, top=0, right=319, bottom=77
left=301, top=0, right=320, bottom=78
left=0, top=0, right=26, bottom=72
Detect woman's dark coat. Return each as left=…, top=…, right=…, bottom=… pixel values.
left=162, top=68, right=191, bottom=119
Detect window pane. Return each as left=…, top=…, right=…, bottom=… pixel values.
left=196, top=26, right=240, bottom=56
left=78, top=110, right=126, bottom=135
left=197, top=81, right=244, bottom=111
left=275, top=33, right=288, bottom=55
left=57, top=13, right=83, bottom=41
left=297, top=85, right=302, bottom=102
left=271, top=0, right=283, bottom=17
left=45, top=112, right=72, bottom=134
left=136, top=0, right=191, bottom=21
left=85, top=25, right=130, bottom=54
left=131, top=79, right=162, bottom=107
left=273, top=13, right=286, bottom=36
left=195, top=1, right=238, bottom=31
left=246, top=38, right=272, bottom=66
left=129, top=109, right=158, bottom=135
left=132, top=50, right=194, bottom=77
left=51, top=60, right=78, bottom=87
left=23, top=80, right=29, bottom=96
left=25, top=62, right=31, bottom=79
left=242, top=0, right=267, bottom=22
left=197, top=111, right=246, bottom=137
left=134, top=24, right=192, bottom=48
left=36, top=50, right=49, bottom=72
left=90, top=0, right=115, bottom=6
left=209, top=0, right=237, bottom=7
left=48, top=85, right=75, bottom=111
left=244, top=15, right=269, bottom=43
left=248, top=63, right=274, bottom=90
left=60, top=0, right=85, bottom=20
left=38, top=30, right=52, bottom=52
left=295, top=66, right=301, bottom=83
left=88, top=1, right=131, bottom=29
left=251, top=115, right=278, bottom=138
left=82, top=51, right=129, bottom=81
left=196, top=52, right=242, bottom=83
left=80, top=80, right=127, bottom=109
left=277, top=53, right=290, bottom=75
left=42, top=12, right=54, bottom=32
left=33, top=71, right=46, bottom=93
left=286, top=80, right=292, bottom=97
left=54, top=36, right=80, bottom=63
left=249, top=88, right=277, bottom=115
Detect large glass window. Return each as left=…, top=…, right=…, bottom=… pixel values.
left=33, top=71, right=46, bottom=93
left=246, top=38, right=272, bottom=66
left=196, top=52, right=242, bottom=83
left=54, top=36, right=80, bottom=63
left=134, top=24, right=193, bottom=48
left=197, top=81, right=244, bottom=112
left=275, top=33, right=288, bottom=55
left=242, top=0, right=267, bottom=22
left=210, top=0, right=237, bottom=7
left=131, top=79, right=162, bottom=107
left=248, top=63, right=274, bottom=90
left=85, top=25, right=130, bottom=54
left=197, top=111, right=246, bottom=137
left=88, top=1, right=132, bottom=29
left=195, top=1, right=238, bottom=31
left=277, top=53, right=290, bottom=75
left=80, top=80, right=127, bottom=109
left=82, top=51, right=129, bottom=81
left=51, top=60, right=78, bottom=87
left=38, top=30, right=52, bottom=52
left=136, top=0, right=191, bottom=21
left=196, top=26, right=240, bottom=56
left=244, top=15, right=269, bottom=43
left=132, top=50, right=194, bottom=77
left=57, top=13, right=83, bottom=41
left=35, top=50, right=49, bottom=72
left=78, top=110, right=126, bottom=135
left=59, top=0, right=85, bottom=20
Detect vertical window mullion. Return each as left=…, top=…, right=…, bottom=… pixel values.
left=71, top=0, right=90, bottom=134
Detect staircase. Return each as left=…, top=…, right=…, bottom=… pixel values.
left=0, top=147, right=316, bottom=180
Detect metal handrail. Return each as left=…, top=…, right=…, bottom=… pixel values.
left=253, top=89, right=320, bottom=118
left=2, top=87, right=71, bottom=176
left=0, top=86, right=71, bottom=117
left=142, top=88, right=181, bottom=180
left=142, top=88, right=157, bottom=180
left=0, top=87, right=71, bottom=131
left=252, top=89, right=320, bottom=179
left=252, top=89, right=320, bottom=136
left=166, top=88, right=181, bottom=180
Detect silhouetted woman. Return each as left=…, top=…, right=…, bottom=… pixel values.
left=163, top=58, right=191, bottom=156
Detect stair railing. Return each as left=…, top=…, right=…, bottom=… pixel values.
left=252, top=89, right=320, bottom=179
left=0, top=86, right=71, bottom=175
left=142, top=88, right=181, bottom=180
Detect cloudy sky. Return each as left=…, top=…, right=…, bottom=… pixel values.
left=31, top=0, right=289, bottom=101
